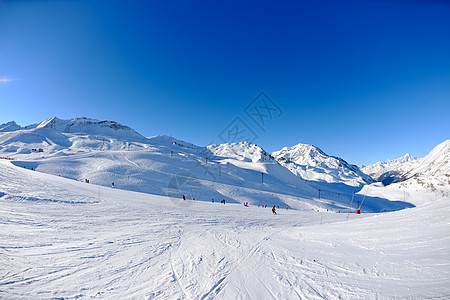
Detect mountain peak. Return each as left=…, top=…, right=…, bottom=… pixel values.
left=276, top=143, right=328, bottom=162
left=0, top=121, right=21, bottom=132
left=32, top=117, right=146, bottom=140
left=207, top=141, right=273, bottom=163
left=362, top=153, right=419, bottom=178
left=397, top=139, right=450, bottom=181
left=398, top=153, right=418, bottom=164
left=272, top=142, right=373, bottom=186
left=36, top=117, right=65, bottom=130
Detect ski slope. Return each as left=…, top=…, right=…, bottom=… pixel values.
left=2, top=117, right=396, bottom=214
left=0, top=116, right=414, bottom=213
left=1, top=160, right=449, bottom=299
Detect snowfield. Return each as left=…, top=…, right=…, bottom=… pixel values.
left=1, top=118, right=449, bottom=298
left=0, top=117, right=415, bottom=214
left=1, top=159, right=449, bottom=299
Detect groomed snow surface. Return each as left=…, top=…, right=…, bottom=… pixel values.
left=1, top=160, right=449, bottom=299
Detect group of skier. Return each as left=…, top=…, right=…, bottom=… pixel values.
left=180, top=195, right=287, bottom=215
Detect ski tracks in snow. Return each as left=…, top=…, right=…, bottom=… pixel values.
left=3, top=160, right=449, bottom=299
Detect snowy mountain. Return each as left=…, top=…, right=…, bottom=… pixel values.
left=362, top=153, right=419, bottom=185
left=207, top=141, right=274, bottom=163
left=1, top=118, right=448, bottom=298
left=362, top=140, right=449, bottom=191
left=272, top=143, right=373, bottom=187
left=398, top=140, right=449, bottom=181
left=35, top=117, right=146, bottom=140
left=359, top=140, right=450, bottom=206
left=0, top=117, right=411, bottom=212
left=0, top=121, right=21, bottom=132
left=0, top=117, right=150, bottom=155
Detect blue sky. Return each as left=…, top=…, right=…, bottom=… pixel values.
left=0, top=0, right=449, bottom=166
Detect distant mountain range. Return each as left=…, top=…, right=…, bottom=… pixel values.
left=0, top=117, right=373, bottom=186
left=362, top=140, right=449, bottom=186
left=0, top=117, right=448, bottom=211
left=361, top=153, right=419, bottom=185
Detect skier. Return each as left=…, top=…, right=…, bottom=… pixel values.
left=182, top=194, right=186, bottom=201
left=286, top=205, right=288, bottom=210
left=221, top=199, right=226, bottom=204
left=112, top=182, right=115, bottom=189
left=272, top=205, right=277, bottom=215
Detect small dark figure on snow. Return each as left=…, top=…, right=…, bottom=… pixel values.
left=112, top=182, right=115, bottom=189
left=272, top=205, right=277, bottom=215
left=221, top=199, right=226, bottom=204
left=182, top=194, right=186, bottom=201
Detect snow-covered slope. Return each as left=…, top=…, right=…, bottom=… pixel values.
left=358, top=140, right=450, bottom=207
left=0, top=117, right=149, bottom=155
left=5, top=137, right=330, bottom=211
left=36, top=117, right=146, bottom=140
left=208, top=141, right=274, bottom=163
left=272, top=143, right=373, bottom=187
left=0, top=117, right=415, bottom=213
left=398, top=139, right=450, bottom=181
left=362, top=140, right=449, bottom=192
left=362, top=153, right=419, bottom=185
left=0, top=121, right=21, bottom=132
left=1, top=159, right=448, bottom=299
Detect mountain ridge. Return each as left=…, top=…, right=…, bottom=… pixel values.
left=1, top=117, right=447, bottom=208
left=272, top=143, right=373, bottom=187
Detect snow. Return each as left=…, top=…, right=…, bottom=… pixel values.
left=0, top=118, right=431, bottom=214
left=0, top=121, right=21, bottom=132
left=208, top=142, right=273, bottom=163
left=1, top=118, right=449, bottom=298
left=399, top=140, right=450, bottom=180
left=1, top=159, right=449, bottom=299
left=362, top=153, right=420, bottom=184
left=362, top=140, right=450, bottom=189
left=36, top=117, right=147, bottom=141
left=272, top=143, right=373, bottom=187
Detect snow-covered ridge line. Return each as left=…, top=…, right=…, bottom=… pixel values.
left=396, top=139, right=450, bottom=182
left=2, top=117, right=144, bottom=138
left=207, top=141, right=275, bottom=163
left=361, top=153, right=419, bottom=184
left=362, top=140, right=449, bottom=186
left=1, top=117, right=448, bottom=200
left=272, top=143, right=373, bottom=187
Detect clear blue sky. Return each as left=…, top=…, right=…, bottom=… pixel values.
left=1, top=0, right=449, bottom=166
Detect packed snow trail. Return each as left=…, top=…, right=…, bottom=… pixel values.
left=1, top=160, right=449, bottom=299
